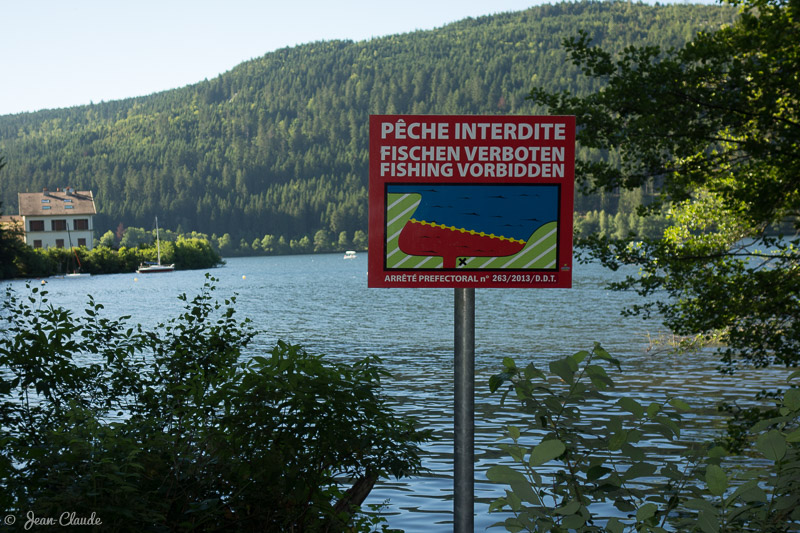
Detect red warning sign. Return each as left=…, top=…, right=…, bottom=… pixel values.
left=368, top=115, right=575, bottom=289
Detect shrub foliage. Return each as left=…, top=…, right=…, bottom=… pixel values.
left=0, top=276, right=430, bottom=531
left=487, top=345, right=800, bottom=532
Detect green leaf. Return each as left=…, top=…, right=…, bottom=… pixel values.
left=508, top=425, right=521, bottom=441
left=614, top=497, right=636, bottom=513
left=697, top=510, right=719, bottom=533
left=488, top=498, right=508, bottom=513
left=620, top=442, right=645, bottom=462
left=589, top=373, right=614, bottom=390
left=609, top=430, right=627, bottom=451
left=646, top=402, right=661, bottom=418
left=555, top=500, right=581, bottom=515
left=572, top=350, right=590, bottom=364
left=593, top=344, right=621, bottom=370
left=510, top=479, right=542, bottom=506
left=586, top=363, right=609, bottom=378
left=617, top=397, right=644, bottom=418
left=668, top=398, right=691, bottom=411
left=636, top=502, right=657, bottom=522
left=728, top=479, right=767, bottom=504
left=549, top=358, right=575, bottom=384
left=756, top=429, right=787, bottom=461
left=784, top=388, right=800, bottom=411
left=561, top=513, right=585, bottom=529
left=707, top=446, right=727, bottom=459
left=751, top=416, right=786, bottom=433
left=529, top=439, right=566, bottom=466
left=626, top=429, right=643, bottom=444
left=489, top=374, right=507, bottom=393
left=785, top=427, right=800, bottom=443
left=497, top=443, right=527, bottom=463
left=523, top=363, right=545, bottom=381
left=705, top=464, right=727, bottom=496
left=486, top=464, right=528, bottom=485
left=506, top=490, right=522, bottom=513
left=684, top=498, right=716, bottom=513
left=624, top=461, right=657, bottom=480
left=587, top=464, right=611, bottom=481
left=606, top=517, right=625, bottom=533
left=650, top=415, right=680, bottom=440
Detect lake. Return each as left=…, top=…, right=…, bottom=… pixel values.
left=1, top=253, right=788, bottom=531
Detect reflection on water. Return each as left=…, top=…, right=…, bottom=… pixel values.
left=2, top=254, right=790, bottom=532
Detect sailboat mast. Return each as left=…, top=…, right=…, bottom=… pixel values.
left=155, top=217, right=161, bottom=265
left=66, top=224, right=78, bottom=273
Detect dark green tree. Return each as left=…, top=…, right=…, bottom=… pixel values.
left=529, top=0, right=800, bottom=371
left=0, top=156, right=25, bottom=279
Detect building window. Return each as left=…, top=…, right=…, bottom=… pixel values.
left=33, top=240, right=42, bottom=248
left=77, top=238, right=87, bottom=247
left=42, top=206, right=51, bottom=210
left=51, top=219, right=67, bottom=231
left=74, top=219, right=89, bottom=230
left=65, top=205, right=74, bottom=209
left=55, top=239, right=65, bottom=249
left=29, top=220, right=45, bottom=231
left=41, top=199, right=50, bottom=203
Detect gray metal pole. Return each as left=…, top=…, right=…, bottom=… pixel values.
left=454, top=287, right=475, bottom=532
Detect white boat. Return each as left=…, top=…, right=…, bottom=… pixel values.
left=136, top=262, right=174, bottom=274
left=50, top=273, right=92, bottom=279
left=63, top=226, right=91, bottom=277
left=343, top=250, right=357, bottom=259
left=137, top=217, right=175, bottom=274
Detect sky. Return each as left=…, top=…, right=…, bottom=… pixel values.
left=1, top=0, right=554, bottom=116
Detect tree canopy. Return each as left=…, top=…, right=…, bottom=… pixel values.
left=529, top=0, right=800, bottom=370
left=0, top=156, right=26, bottom=278
left=0, top=2, right=737, bottom=249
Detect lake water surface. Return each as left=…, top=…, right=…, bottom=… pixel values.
left=2, top=254, right=788, bottom=531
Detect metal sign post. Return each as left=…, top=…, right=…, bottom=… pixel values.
left=454, top=287, right=475, bottom=532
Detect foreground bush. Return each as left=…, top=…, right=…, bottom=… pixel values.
left=0, top=276, right=430, bottom=532
left=487, top=345, right=800, bottom=532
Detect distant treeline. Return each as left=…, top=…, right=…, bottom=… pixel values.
left=99, top=225, right=367, bottom=258
left=0, top=1, right=737, bottom=247
left=8, top=236, right=221, bottom=278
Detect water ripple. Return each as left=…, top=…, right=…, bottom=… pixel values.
left=3, top=254, right=790, bottom=532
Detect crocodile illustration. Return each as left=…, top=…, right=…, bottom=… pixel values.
left=386, top=184, right=559, bottom=269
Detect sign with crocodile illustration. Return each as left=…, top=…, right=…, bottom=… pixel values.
left=368, top=115, right=574, bottom=288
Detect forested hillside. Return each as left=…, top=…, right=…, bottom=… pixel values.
left=0, top=1, right=736, bottom=247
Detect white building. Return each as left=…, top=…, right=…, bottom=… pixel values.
left=18, top=187, right=97, bottom=250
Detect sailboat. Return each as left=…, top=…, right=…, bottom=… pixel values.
left=63, top=225, right=91, bottom=278
left=136, top=217, right=175, bottom=273
left=64, top=249, right=91, bottom=278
